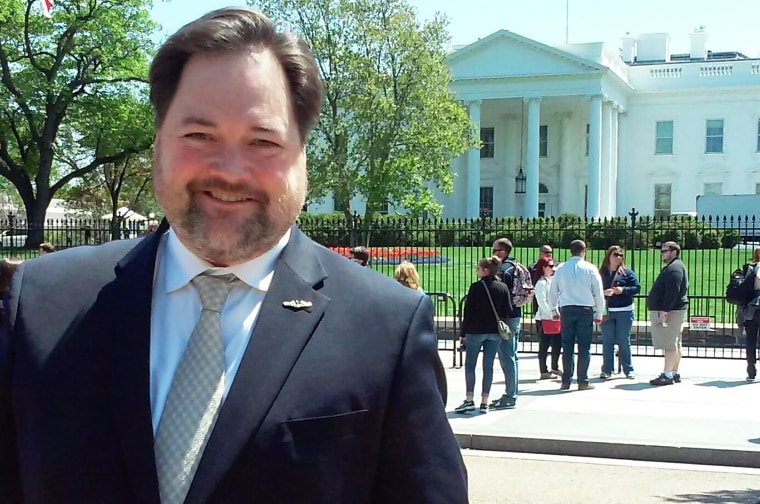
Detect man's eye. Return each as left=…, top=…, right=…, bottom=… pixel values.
left=185, top=132, right=211, bottom=140
left=251, top=139, right=278, bottom=147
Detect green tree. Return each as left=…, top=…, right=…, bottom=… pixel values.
left=0, top=0, right=155, bottom=246
left=254, top=0, right=476, bottom=227
left=59, top=151, right=157, bottom=240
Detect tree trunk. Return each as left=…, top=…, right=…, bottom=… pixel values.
left=23, top=196, right=50, bottom=249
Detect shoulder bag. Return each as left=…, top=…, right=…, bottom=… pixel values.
left=481, top=280, right=511, bottom=340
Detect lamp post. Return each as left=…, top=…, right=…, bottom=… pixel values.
left=514, top=168, right=527, bottom=194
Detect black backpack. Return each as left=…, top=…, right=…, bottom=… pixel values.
left=725, top=263, right=758, bottom=306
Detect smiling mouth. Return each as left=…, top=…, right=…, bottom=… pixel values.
left=206, top=191, right=253, bottom=203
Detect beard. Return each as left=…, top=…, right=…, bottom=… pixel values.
left=159, top=173, right=306, bottom=266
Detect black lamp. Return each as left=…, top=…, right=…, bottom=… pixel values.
left=515, top=168, right=526, bottom=194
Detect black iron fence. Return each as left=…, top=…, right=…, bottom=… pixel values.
left=2, top=211, right=758, bottom=359
left=298, top=210, right=760, bottom=360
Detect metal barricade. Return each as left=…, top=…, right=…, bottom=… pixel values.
left=427, top=292, right=462, bottom=368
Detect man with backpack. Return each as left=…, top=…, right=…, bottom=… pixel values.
left=731, top=247, right=760, bottom=381
left=490, top=238, right=534, bottom=409
left=646, top=241, right=689, bottom=386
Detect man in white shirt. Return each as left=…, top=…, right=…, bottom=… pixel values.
left=0, top=8, right=467, bottom=504
left=549, top=239, right=605, bottom=391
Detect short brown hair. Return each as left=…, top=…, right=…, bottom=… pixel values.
left=38, top=242, right=55, bottom=253
left=493, top=238, right=513, bottom=256
left=662, top=241, right=681, bottom=255
left=570, top=239, right=587, bottom=256
left=349, top=246, right=370, bottom=266
left=149, top=7, right=323, bottom=142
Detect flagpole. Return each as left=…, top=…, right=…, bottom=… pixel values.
left=565, top=0, right=569, bottom=44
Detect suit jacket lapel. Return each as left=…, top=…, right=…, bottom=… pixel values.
left=186, top=228, right=330, bottom=504
left=97, top=221, right=168, bottom=504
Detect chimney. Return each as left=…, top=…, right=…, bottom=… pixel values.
left=636, top=33, right=671, bottom=62
left=621, top=33, right=637, bottom=63
left=689, top=27, right=709, bottom=60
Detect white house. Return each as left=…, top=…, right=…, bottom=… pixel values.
left=307, top=28, right=760, bottom=219
left=439, top=28, right=760, bottom=219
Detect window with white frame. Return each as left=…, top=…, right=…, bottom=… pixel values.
left=706, top=119, right=724, bottom=153
left=756, top=119, right=760, bottom=152
left=703, top=182, right=722, bottom=195
left=479, top=186, right=493, bottom=217
left=539, top=125, right=548, bottom=157
left=655, top=121, right=673, bottom=154
left=378, top=200, right=389, bottom=215
left=654, top=183, right=672, bottom=219
left=756, top=182, right=760, bottom=195
left=333, top=197, right=346, bottom=213
left=480, top=128, right=494, bottom=158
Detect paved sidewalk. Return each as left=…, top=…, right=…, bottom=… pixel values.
left=441, top=350, right=760, bottom=468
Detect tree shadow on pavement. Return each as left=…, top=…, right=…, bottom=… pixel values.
left=661, top=488, right=760, bottom=503
left=696, top=380, right=754, bottom=388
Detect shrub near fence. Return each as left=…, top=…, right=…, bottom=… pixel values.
left=299, top=210, right=758, bottom=359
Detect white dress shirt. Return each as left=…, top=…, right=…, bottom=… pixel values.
left=548, top=256, right=605, bottom=317
left=149, top=228, right=290, bottom=434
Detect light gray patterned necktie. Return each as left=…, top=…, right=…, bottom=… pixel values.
left=154, top=273, right=238, bottom=504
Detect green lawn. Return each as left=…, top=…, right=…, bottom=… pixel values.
left=371, top=246, right=750, bottom=324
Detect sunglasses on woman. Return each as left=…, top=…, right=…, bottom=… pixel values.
left=613, top=252, right=624, bottom=258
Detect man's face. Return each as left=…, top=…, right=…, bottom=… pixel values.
left=153, top=49, right=307, bottom=266
left=492, top=242, right=508, bottom=262
left=540, top=247, right=552, bottom=259
left=661, top=248, right=674, bottom=263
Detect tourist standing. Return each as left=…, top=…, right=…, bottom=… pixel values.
left=736, top=246, right=760, bottom=381
left=598, top=246, right=640, bottom=379
left=646, top=241, right=689, bottom=386
left=456, top=257, right=513, bottom=412
left=548, top=240, right=605, bottom=391
left=534, top=256, right=562, bottom=379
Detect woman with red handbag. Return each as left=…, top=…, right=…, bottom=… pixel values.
left=534, top=257, right=562, bottom=379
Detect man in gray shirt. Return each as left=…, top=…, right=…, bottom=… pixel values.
left=549, top=240, right=604, bottom=390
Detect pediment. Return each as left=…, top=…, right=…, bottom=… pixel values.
left=447, top=30, right=603, bottom=80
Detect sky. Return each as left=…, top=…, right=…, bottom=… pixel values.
left=151, top=0, right=760, bottom=57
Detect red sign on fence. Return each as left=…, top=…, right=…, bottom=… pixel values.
left=689, top=316, right=712, bottom=331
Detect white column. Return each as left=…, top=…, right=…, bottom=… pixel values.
left=466, top=100, right=482, bottom=218
left=559, top=113, right=573, bottom=214
left=616, top=111, right=628, bottom=216
left=503, top=115, right=518, bottom=217
left=587, top=95, right=603, bottom=219
left=610, top=106, right=620, bottom=216
left=600, top=100, right=613, bottom=218
left=524, top=97, right=541, bottom=218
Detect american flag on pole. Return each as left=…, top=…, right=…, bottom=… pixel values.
left=40, top=0, right=54, bottom=18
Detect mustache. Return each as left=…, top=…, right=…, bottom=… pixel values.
left=187, top=178, right=270, bottom=203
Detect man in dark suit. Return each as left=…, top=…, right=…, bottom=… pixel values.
left=0, top=7, right=467, bottom=504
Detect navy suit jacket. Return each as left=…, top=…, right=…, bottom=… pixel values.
left=0, top=222, right=467, bottom=503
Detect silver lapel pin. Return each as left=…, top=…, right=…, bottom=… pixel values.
left=282, top=299, right=313, bottom=312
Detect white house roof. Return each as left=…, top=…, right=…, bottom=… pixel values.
left=446, top=29, right=606, bottom=81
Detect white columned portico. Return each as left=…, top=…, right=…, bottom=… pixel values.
left=559, top=113, right=573, bottom=214
left=609, top=105, right=620, bottom=216
left=466, top=100, right=482, bottom=218
left=616, top=111, right=628, bottom=216
left=600, top=99, right=613, bottom=218
left=587, top=95, right=603, bottom=219
left=524, top=97, right=541, bottom=218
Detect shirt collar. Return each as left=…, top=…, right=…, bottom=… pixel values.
left=163, top=227, right=291, bottom=293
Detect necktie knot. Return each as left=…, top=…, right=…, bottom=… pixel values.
left=191, top=273, right=238, bottom=313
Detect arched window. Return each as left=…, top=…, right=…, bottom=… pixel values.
left=539, top=183, right=549, bottom=194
